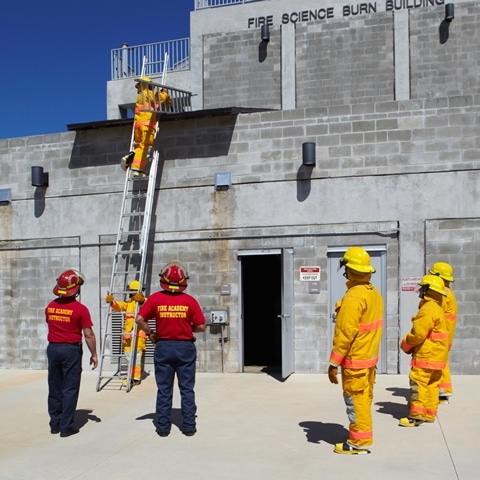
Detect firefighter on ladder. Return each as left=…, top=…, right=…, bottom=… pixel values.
left=106, top=280, right=147, bottom=386
left=121, top=77, right=172, bottom=176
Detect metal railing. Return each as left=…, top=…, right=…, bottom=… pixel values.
left=195, top=0, right=263, bottom=9
left=135, top=78, right=193, bottom=113
left=111, top=38, right=190, bottom=80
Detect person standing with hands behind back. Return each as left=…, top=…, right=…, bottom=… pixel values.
left=45, top=269, right=97, bottom=438
left=136, top=261, right=206, bottom=437
left=328, top=247, right=383, bottom=455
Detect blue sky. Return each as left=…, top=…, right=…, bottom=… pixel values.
left=0, top=0, right=192, bottom=139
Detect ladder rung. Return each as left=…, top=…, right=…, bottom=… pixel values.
left=125, top=193, right=147, bottom=200
left=128, top=175, right=149, bottom=182
left=119, top=229, right=142, bottom=235
left=122, top=212, right=146, bottom=218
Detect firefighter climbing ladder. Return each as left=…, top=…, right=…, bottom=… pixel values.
left=96, top=62, right=193, bottom=392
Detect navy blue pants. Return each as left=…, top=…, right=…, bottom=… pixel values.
left=47, top=343, right=82, bottom=433
left=153, top=340, right=197, bottom=432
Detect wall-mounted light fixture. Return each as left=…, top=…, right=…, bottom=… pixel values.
left=214, top=172, right=231, bottom=191
left=261, top=24, right=270, bottom=42
left=31, top=166, right=49, bottom=187
left=302, top=142, right=316, bottom=167
left=445, top=3, right=454, bottom=21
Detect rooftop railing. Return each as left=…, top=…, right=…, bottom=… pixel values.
left=111, top=38, right=190, bottom=80
left=135, top=78, right=193, bottom=114
left=195, top=0, right=263, bottom=9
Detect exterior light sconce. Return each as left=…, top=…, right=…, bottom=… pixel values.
left=445, top=3, right=454, bottom=21
left=302, top=142, right=316, bottom=167
left=31, top=166, right=49, bottom=187
left=214, top=172, right=231, bottom=191
left=261, top=24, right=270, bottom=42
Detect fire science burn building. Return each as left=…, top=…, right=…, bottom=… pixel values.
left=1, top=0, right=479, bottom=378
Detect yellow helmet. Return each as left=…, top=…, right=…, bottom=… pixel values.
left=135, top=77, right=152, bottom=89
left=128, top=280, right=142, bottom=291
left=429, top=262, right=454, bottom=283
left=419, top=274, right=446, bottom=296
left=339, top=247, right=376, bottom=273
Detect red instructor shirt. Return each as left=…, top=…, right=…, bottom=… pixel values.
left=138, top=290, right=205, bottom=340
left=46, top=297, right=93, bottom=344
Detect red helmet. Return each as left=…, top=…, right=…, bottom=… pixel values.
left=53, top=269, right=84, bottom=297
left=159, top=261, right=189, bottom=292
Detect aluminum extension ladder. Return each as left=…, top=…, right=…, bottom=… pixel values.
left=96, top=149, right=160, bottom=392
left=96, top=73, right=193, bottom=392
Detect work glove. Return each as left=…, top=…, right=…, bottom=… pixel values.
left=132, top=292, right=145, bottom=304
left=106, top=292, right=114, bottom=304
left=148, top=332, right=158, bottom=345
left=328, top=365, right=339, bottom=384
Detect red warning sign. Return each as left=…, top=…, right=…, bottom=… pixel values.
left=300, top=266, right=321, bottom=282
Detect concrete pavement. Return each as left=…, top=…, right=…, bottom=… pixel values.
left=0, top=370, right=478, bottom=480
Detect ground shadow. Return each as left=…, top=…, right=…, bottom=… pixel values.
left=375, top=401, right=408, bottom=420
left=260, top=365, right=285, bottom=383
left=136, top=408, right=185, bottom=430
left=386, top=386, right=410, bottom=402
left=74, top=409, right=101, bottom=429
left=299, top=421, right=348, bottom=445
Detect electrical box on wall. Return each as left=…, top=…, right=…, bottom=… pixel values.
left=209, top=310, right=229, bottom=324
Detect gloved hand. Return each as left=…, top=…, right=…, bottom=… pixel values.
left=148, top=332, right=158, bottom=345
left=132, top=292, right=145, bottom=304
left=106, top=292, right=114, bottom=304
left=328, top=365, right=338, bottom=384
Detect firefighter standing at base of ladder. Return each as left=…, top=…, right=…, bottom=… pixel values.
left=106, top=280, right=147, bottom=386
left=121, top=77, right=172, bottom=176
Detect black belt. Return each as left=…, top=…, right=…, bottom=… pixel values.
left=49, top=342, right=81, bottom=346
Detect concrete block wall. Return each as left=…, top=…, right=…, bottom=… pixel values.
left=203, top=28, right=281, bottom=109
left=296, top=13, right=394, bottom=108
left=410, top=3, right=480, bottom=100
left=108, top=2, right=479, bottom=115
left=0, top=238, right=80, bottom=369
left=1, top=93, right=480, bottom=373
left=426, top=219, right=480, bottom=375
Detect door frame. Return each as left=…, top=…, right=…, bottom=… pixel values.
left=238, top=248, right=295, bottom=378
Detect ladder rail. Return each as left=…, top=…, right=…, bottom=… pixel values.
left=97, top=168, right=154, bottom=392
left=96, top=170, right=135, bottom=391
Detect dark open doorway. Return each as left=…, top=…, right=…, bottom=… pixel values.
left=241, top=254, right=282, bottom=373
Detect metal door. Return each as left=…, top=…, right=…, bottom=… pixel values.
left=327, top=246, right=387, bottom=373
left=281, top=248, right=295, bottom=379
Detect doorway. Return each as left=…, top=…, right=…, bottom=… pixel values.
left=241, top=254, right=281, bottom=372
left=239, top=248, right=295, bottom=378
